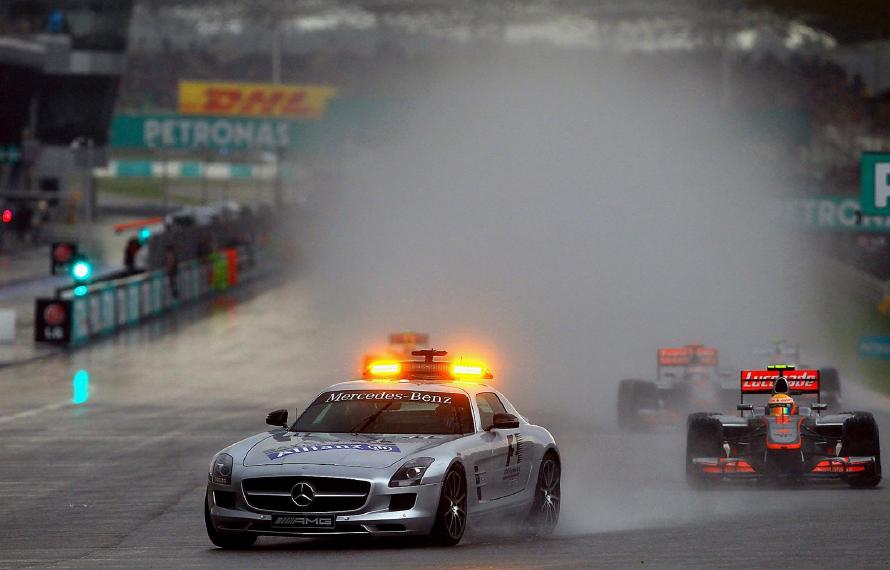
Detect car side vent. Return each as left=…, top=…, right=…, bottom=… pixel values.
left=214, top=491, right=236, bottom=509
left=389, top=493, right=417, bottom=512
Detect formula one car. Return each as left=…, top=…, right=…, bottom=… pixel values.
left=686, top=365, right=880, bottom=488
left=205, top=349, right=561, bottom=548
left=753, top=339, right=842, bottom=407
left=618, top=344, right=735, bottom=430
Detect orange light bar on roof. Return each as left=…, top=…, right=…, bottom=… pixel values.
left=367, top=360, right=401, bottom=378
left=453, top=364, right=483, bottom=376
left=450, top=361, right=492, bottom=381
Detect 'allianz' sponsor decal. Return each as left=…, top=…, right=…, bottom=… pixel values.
left=265, top=442, right=401, bottom=460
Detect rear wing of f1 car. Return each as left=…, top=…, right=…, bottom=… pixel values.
left=389, top=332, right=429, bottom=346
left=753, top=341, right=801, bottom=367
left=737, top=367, right=821, bottom=412
left=656, top=344, right=718, bottom=386
left=658, top=345, right=718, bottom=366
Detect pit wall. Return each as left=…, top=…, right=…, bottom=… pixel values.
left=35, top=245, right=267, bottom=347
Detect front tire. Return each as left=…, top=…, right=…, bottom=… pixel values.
left=204, top=494, right=257, bottom=549
left=618, top=379, right=657, bottom=431
left=527, top=452, right=561, bottom=536
left=686, top=413, right=723, bottom=488
left=842, top=412, right=882, bottom=488
left=429, top=465, right=468, bottom=546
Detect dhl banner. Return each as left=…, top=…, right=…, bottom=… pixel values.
left=178, top=81, right=337, bottom=119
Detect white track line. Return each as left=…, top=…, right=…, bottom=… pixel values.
left=0, top=400, right=71, bottom=425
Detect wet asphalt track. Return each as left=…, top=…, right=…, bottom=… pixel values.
left=2, top=278, right=890, bottom=569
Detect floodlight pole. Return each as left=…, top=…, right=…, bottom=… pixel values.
left=274, top=146, right=283, bottom=208
left=272, top=20, right=282, bottom=84
left=72, top=137, right=96, bottom=224
left=71, top=137, right=96, bottom=253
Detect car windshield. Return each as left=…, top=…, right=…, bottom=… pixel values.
left=292, top=389, right=474, bottom=435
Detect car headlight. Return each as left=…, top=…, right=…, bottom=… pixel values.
left=209, top=453, right=233, bottom=485
left=389, top=457, right=435, bottom=487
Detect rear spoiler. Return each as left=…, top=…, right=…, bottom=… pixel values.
left=740, top=369, right=820, bottom=394
left=658, top=346, right=718, bottom=366
left=389, top=332, right=429, bottom=346
left=753, top=343, right=800, bottom=365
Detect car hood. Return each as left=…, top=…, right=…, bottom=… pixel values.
left=242, top=432, right=457, bottom=468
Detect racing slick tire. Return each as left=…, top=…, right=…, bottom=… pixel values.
left=686, top=413, right=723, bottom=488
left=526, top=451, right=561, bottom=536
left=618, top=379, right=657, bottom=431
left=820, top=367, right=842, bottom=408
left=429, top=464, right=468, bottom=546
left=204, top=495, right=257, bottom=549
left=841, top=412, right=882, bottom=488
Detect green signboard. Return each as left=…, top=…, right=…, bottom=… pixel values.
left=859, top=336, right=890, bottom=359
left=786, top=196, right=890, bottom=232
left=110, top=99, right=392, bottom=152
left=111, top=115, right=297, bottom=151
left=860, top=152, right=890, bottom=215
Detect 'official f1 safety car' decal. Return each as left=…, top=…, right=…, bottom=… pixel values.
left=264, top=442, right=402, bottom=460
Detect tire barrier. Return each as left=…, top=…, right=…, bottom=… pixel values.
left=34, top=245, right=265, bottom=347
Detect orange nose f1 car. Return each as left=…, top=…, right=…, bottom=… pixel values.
left=686, top=365, right=881, bottom=488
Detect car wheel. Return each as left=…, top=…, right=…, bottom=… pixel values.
left=686, top=413, right=723, bottom=489
left=527, top=452, right=561, bottom=536
left=618, top=379, right=656, bottom=431
left=842, top=412, right=882, bottom=488
left=204, top=495, right=257, bottom=549
left=429, top=465, right=467, bottom=546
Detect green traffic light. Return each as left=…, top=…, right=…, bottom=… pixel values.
left=71, top=259, right=92, bottom=283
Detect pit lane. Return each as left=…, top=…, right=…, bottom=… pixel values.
left=1, top=279, right=888, bottom=569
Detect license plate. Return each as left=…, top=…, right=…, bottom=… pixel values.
left=272, top=515, right=336, bottom=529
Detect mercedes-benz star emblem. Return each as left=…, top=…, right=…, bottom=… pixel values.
left=291, top=482, right=316, bottom=507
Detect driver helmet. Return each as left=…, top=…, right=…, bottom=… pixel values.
left=767, top=393, right=797, bottom=416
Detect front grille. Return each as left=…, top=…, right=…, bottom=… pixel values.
left=242, top=476, right=371, bottom=513
left=248, top=521, right=369, bottom=534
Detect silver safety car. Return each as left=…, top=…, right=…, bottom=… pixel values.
left=204, top=349, right=561, bottom=548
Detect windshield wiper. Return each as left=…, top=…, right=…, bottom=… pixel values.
left=348, top=402, right=393, bottom=434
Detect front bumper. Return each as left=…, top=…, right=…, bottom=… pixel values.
left=207, top=464, right=442, bottom=537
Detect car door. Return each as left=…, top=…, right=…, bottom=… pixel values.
left=476, top=392, right=526, bottom=501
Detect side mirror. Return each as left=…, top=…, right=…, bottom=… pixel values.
left=266, top=409, right=288, bottom=427
left=737, top=404, right=754, bottom=412
left=487, top=413, right=520, bottom=430
left=812, top=403, right=828, bottom=412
